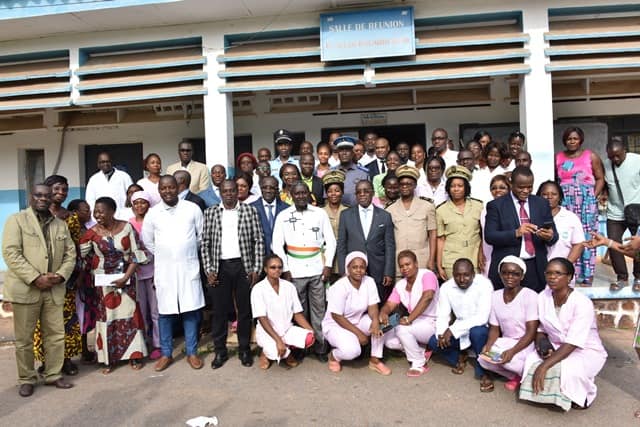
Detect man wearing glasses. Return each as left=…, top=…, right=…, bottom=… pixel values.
left=2, top=184, right=76, bottom=396
left=166, top=140, right=211, bottom=194
left=431, top=128, right=458, bottom=171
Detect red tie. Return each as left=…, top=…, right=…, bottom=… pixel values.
left=519, top=200, right=535, bottom=256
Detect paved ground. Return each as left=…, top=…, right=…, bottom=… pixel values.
left=0, top=327, right=638, bottom=427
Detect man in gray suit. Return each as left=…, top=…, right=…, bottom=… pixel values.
left=337, top=180, right=396, bottom=302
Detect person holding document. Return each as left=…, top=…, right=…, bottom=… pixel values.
left=251, top=254, right=315, bottom=370
left=478, top=256, right=538, bottom=392
left=79, top=197, right=148, bottom=374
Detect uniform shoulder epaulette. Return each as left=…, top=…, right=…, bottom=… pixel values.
left=419, top=196, right=434, bottom=204
left=435, top=200, right=448, bottom=209
left=356, top=164, right=370, bottom=173
left=468, top=197, right=484, bottom=204
left=385, top=199, right=399, bottom=209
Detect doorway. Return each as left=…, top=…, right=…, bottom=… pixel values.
left=84, top=143, right=144, bottom=184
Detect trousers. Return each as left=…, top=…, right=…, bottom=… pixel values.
left=291, top=275, right=327, bottom=354
left=428, top=325, right=489, bottom=378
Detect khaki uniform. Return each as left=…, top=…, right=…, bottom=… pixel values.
left=386, top=197, right=436, bottom=271
left=436, top=198, right=484, bottom=277
left=2, top=207, right=76, bottom=385
left=324, top=204, right=348, bottom=274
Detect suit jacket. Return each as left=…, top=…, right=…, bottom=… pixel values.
left=250, top=197, right=288, bottom=254
left=367, top=160, right=383, bottom=179
left=2, top=208, right=76, bottom=304
left=337, top=205, right=395, bottom=290
left=200, top=202, right=264, bottom=276
left=185, top=191, right=207, bottom=212
left=310, top=175, right=325, bottom=207
left=484, top=194, right=558, bottom=289
left=166, top=160, right=211, bottom=194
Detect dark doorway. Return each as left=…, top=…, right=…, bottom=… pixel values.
left=234, top=134, right=253, bottom=162
left=182, top=138, right=206, bottom=164
left=84, top=143, right=144, bottom=185
left=321, top=124, right=426, bottom=149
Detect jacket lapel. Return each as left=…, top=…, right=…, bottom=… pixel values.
left=27, top=208, right=48, bottom=251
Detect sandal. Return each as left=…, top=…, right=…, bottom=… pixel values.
left=328, top=352, right=341, bottom=373
left=102, top=366, right=113, bottom=375
left=407, top=366, right=430, bottom=377
left=632, top=279, right=640, bottom=293
left=504, top=375, right=521, bottom=392
left=130, top=359, right=143, bottom=370
left=451, top=353, right=467, bottom=375
left=480, top=377, right=495, bottom=393
left=610, top=280, right=627, bottom=291
left=368, top=360, right=392, bottom=376
left=259, top=352, right=271, bottom=370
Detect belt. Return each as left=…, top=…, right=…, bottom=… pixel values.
left=220, top=258, right=242, bottom=263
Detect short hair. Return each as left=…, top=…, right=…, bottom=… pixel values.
left=317, top=142, right=331, bottom=152
left=536, top=180, right=564, bottom=203
left=490, top=174, right=510, bottom=189
left=606, top=136, right=627, bottom=151
left=44, top=174, right=68, bottom=187
left=290, top=180, right=308, bottom=193
left=356, top=179, right=373, bottom=191
left=382, top=170, right=398, bottom=187
left=178, top=140, right=193, bottom=148
left=260, top=175, right=278, bottom=188
left=453, top=258, right=474, bottom=271
left=445, top=176, right=471, bottom=198
left=424, top=155, right=445, bottom=174
left=143, top=153, right=161, bottom=171
left=67, top=199, right=86, bottom=212
left=511, top=166, right=534, bottom=182
left=484, top=141, right=508, bottom=160
left=220, top=179, right=237, bottom=190
left=397, top=249, right=417, bottom=263
left=159, top=174, right=178, bottom=186
left=263, top=253, right=282, bottom=269
left=235, top=171, right=253, bottom=189
left=127, top=183, right=143, bottom=193
left=173, top=170, right=191, bottom=187
left=561, top=127, right=584, bottom=145
left=508, top=131, right=526, bottom=143
left=95, top=196, right=117, bottom=212
left=547, top=257, right=575, bottom=280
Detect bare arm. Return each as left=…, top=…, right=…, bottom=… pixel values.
left=591, top=151, right=606, bottom=198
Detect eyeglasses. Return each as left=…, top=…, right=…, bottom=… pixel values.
left=544, top=271, right=570, bottom=278
left=179, top=149, right=192, bottom=152
left=268, top=265, right=283, bottom=270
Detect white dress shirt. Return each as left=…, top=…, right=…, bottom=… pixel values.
left=511, top=193, right=533, bottom=259
left=220, top=203, right=241, bottom=259
left=359, top=205, right=373, bottom=239
left=360, top=152, right=376, bottom=166
left=85, top=168, right=133, bottom=212
left=435, top=274, right=493, bottom=349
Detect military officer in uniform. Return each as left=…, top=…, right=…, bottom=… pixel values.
left=386, top=165, right=437, bottom=274
left=333, top=136, right=369, bottom=208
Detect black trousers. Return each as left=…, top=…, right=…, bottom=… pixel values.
left=523, top=258, right=545, bottom=293
left=211, top=258, right=252, bottom=353
left=607, top=219, right=640, bottom=280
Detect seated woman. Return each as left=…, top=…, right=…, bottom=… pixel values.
left=323, top=251, right=390, bottom=375
left=379, top=250, right=439, bottom=377
left=251, top=254, right=315, bottom=370
left=479, top=256, right=538, bottom=391
left=520, top=258, right=608, bottom=411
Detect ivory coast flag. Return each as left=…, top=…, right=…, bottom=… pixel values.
left=286, top=245, right=322, bottom=259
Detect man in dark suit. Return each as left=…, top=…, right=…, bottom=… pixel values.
left=174, top=170, right=206, bottom=212
left=484, top=166, right=558, bottom=292
left=337, top=180, right=396, bottom=301
left=250, top=176, right=288, bottom=255
left=366, top=137, right=391, bottom=179
left=299, top=153, right=324, bottom=206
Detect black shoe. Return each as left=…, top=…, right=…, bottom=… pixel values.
left=211, top=352, right=228, bottom=370
left=19, top=384, right=34, bottom=397
left=37, top=364, right=45, bottom=375
left=316, top=352, right=328, bottom=363
left=239, top=350, right=253, bottom=367
left=62, top=359, right=79, bottom=376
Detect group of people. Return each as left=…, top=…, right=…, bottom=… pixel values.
left=4, top=126, right=638, bottom=412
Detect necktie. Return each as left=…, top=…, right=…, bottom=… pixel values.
left=519, top=200, right=535, bottom=256
left=267, top=204, right=274, bottom=229
left=380, top=159, right=386, bottom=174
left=362, top=208, right=370, bottom=238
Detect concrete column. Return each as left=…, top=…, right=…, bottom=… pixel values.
left=519, top=7, right=554, bottom=183
left=202, top=34, right=234, bottom=171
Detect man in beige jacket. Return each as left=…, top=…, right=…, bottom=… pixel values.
left=2, top=183, right=76, bottom=397
left=166, top=140, right=211, bottom=194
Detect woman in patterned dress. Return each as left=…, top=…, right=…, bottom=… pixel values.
left=555, top=127, right=605, bottom=286
left=33, top=175, right=83, bottom=376
left=80, top=196, right=148, bottom=374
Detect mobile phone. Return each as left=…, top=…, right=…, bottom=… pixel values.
left=541, top=221, right=554, bottom=230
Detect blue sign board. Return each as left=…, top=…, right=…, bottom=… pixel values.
left=320, top=7, right=415, bottom=62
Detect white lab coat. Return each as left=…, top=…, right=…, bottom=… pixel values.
left=141, top=199, right=205, bottom=314
left=85, top=169, right=133, bottom=211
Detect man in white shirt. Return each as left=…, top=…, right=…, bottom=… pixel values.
left=85, top=151, right=133, bottom=212
left=428, top=258, right=493, bottom=389
left=604, top=137, right=640, bottom=290
left=166, top=141, right=211, bottom=194
left=360, top=131, right=378, bottom=166
left=142, top=175, right=205, bottom=372
left=431, top=128, right=458, bottom=170
left=200, top=180, right=264, bottom=369
left=272, top=181, right=336, bottom=360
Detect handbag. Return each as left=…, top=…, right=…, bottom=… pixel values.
left=611, top=160, right=640, bottom=226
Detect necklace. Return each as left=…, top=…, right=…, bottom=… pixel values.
left=100, top=222, right=117, bottom=238
left=553, top=288, right=572, bottom=307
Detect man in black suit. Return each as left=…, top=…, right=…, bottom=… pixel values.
left=366, top=137, right=391, bottom=179
left=299, top=153, right=324, bottom=206
left=174, top=170, right=206, bottom=212
left=484, top=166, right=558, bottom=292
left=250, top=176, right=288, bottom=255
left=337, top=180, right=395, bottom=301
